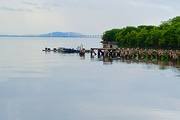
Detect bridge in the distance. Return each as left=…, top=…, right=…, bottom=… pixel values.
left=0, top=35, right=102, bottom=38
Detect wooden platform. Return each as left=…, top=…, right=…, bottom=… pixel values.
left=42, top=47, right=180, bottom=63
left=90, top=48, right=180, bottom=63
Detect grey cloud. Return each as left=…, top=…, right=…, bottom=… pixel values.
left=127, top=1, right=173, bottom=13
left=42, top=7, right=51, bottom=11
left=42, top=0, right=106, bottom=12
left=33, top=6, right=51, bottom=11
left=22, top=1, right=51, bottom=11
left=22, top=1, right=37, bottom=6
left=0, top=7, right=33, bottom=12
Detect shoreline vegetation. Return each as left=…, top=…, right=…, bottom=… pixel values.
left=102, top=16, right=180, bottom=49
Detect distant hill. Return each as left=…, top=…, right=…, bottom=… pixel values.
left=38, top=32, right=84, bottom=37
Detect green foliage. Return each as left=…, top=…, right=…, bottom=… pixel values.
left=102, top=16, right=180, bottom=49
left=136, top=28, right=148, bottom=46
left=115, top=26, right=138, bottom=47
left=102, top=29, right=120, bottom=41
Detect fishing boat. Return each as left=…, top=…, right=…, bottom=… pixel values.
left=57, top=47, right=77, bottom=53
left=62, top=48, right=73, bottom=53
left=42, top=44, right=88, bottom=53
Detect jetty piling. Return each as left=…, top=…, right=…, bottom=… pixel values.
left=42, top=47, right=180, bottom=63
left=90, top=48, right=180, bottom=63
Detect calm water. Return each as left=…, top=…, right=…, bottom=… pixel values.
left=0, top=37, right=180, bottom=120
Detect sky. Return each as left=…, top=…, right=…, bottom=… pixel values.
left=0, top=0, right=180, bottom=35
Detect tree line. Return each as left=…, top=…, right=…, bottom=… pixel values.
left=102, top=16, right=180, bottom=49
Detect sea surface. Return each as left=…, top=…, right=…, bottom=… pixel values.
left=0, top=37, right=180, bottom=120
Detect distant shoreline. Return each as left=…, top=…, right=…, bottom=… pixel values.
left=0, top=35, right=102, bottom=38
left=0, top=32, right=102, bottom=38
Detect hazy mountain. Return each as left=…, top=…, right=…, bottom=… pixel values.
left=0, top=32, right=85, bottom=37
left=38, top=32, right=84, bottom=37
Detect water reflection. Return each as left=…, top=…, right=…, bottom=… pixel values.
left=1, top=38, right=180, bottom=120
left=91, top=55, right=180, bottom=69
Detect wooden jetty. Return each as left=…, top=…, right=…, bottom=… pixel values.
left=42, top=46, right=180, bottom=63
left=90, top=48, right=180, bottom=63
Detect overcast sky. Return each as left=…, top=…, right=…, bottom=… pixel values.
left=0, top=0, right=180, bottom=35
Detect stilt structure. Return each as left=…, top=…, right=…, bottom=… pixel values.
left=90, top=48, right=180, bottom=63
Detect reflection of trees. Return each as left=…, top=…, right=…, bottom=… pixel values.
left=91, top=55, right=180, bottom=69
